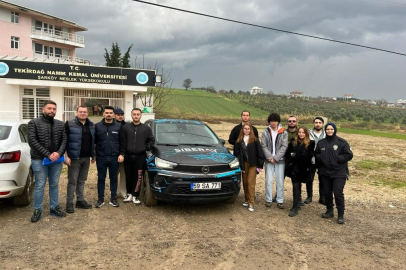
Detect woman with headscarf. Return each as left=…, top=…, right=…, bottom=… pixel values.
left=234, top=122, right=265, bottom=212
left=315, top=123, right=353, bottom=224
left=285, top=126, right=315, bottom=217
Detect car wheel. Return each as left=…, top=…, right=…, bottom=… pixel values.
left=13, top=168, right=34, bottom=206
left=142, top=171, right=158, bottom=207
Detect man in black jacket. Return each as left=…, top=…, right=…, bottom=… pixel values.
left=119, top=108, right=155, bottom=204
left=95, top=106, right=121, bottom=208
left=28, top=100, right=67, bottom=222
left=228, top=110, right=259, bottom=152
left=114, top=108, right=127, bottom=198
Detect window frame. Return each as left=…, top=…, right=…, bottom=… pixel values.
left=11, top=36, right=19, bottom=49
left=11, top=11, right=19, bottom=24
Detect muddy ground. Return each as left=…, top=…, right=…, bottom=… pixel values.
left=1, top=122, right=405, bottom=269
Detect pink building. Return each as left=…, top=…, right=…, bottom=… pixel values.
left=0, top=0, right=88, bottom=64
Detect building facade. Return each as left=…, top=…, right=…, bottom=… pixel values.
left=250, top=86, right=263, bottom=95
left=0, top=1, right=156, bottom=122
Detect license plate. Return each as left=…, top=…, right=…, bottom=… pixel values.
left=191, top=182, right=221, bottom=190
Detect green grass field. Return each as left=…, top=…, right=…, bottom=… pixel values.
left=339, top=128, right=406, bottom=140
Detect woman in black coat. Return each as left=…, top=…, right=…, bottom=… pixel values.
left=285, top=126, right=315, bottom=217
left=315, top=123, right=353, bottom=224
left=234, top=122, right=265, bottom=212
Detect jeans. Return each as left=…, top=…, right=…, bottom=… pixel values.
left=32, top=159, right=63, bottom=211
left=265, top=162, right=285, bottom=203
left=96, top=156, right=119, bottom=200
left=67, top=157, right=90, bottom=204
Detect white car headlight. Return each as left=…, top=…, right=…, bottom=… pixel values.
left=155, top=157, right=178, bottom=169
left=229, top=157, right=240, bottom=169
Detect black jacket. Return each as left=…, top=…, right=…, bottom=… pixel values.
left=234, top=139, right=265, bottom=171
left=228, top=123, right=259, bottom=152
left=315, top=135, right=353, bottom=178
left=119, top=122, right=155, bottom=156
left=285, top=140, right=315, bottom=182
left=95, top=119, right=121, bottom=157
left=28, top=115, right=67, bottom=160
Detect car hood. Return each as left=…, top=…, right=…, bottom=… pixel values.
left=154, top=144, right=235, bottom=165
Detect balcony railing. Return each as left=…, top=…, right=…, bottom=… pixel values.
left=33, top=52, right=90, bottom=65
left=31, top=26, right=85, bottom=44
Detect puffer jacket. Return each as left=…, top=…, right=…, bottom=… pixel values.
left=66, top=117, right=95, bottom=159
left=261, top=125, right=288, bottom=164
left=28, top=115, right=67, bottom=160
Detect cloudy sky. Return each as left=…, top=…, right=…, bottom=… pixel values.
left=10, top=0, right=406, bottom=100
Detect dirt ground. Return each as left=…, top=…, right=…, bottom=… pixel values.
left=1, top=122, right=405, bottom=270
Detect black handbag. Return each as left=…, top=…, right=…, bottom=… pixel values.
left=285, top=162, right=297, bottom=178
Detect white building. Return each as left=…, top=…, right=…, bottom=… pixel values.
left=250, top=86, right=263, bottom=95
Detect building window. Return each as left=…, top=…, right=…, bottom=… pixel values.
left=20, top=88, right=50, bottom=120
left=11, top=36, right=19, bottom=49
left=11, top=12, right=19, bottom=23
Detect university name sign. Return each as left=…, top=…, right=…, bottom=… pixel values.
left=0, top=60, right=156, bottom=87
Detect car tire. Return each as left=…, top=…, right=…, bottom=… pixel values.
left=13, top=168, right=34, bottom=206
left=142, top=171, right=158, bottom=207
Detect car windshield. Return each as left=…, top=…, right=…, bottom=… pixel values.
left=0, top=125, right=12, bottom=140
left=155, top=122, right=219, bottom=145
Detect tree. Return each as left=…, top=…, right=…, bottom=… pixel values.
left=104, top=42, right=133, bottom=67
left=183, top=78, right=192, bottom=90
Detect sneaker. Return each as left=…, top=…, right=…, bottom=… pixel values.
left=248, top=205, right=254, bottom=212
left=277, top=203, right=285, bottom=209
left=109, top=198, right=120, bottom=207
left=242, top=202, right=249, bottom=207
left=304, top=197, right=312, bottom=204
left=300, top=200, right=305, bottom=206
left=132, top=197, right=141, bottom=205
left=76, top=200, right=92, bottom=209
left=95, top=199, right=104, bottom=208
left=266, top=202, right=272, bottom=207
left=31, top=209, right=42, bottom=222
left=50, top=205, right=66, bottom=218
left=66, top=203, right=74, bottom=213
left=123, top=194, right=133, bottom=203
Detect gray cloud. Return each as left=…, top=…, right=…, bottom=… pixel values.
left=10, top=0, right=406, bottom=100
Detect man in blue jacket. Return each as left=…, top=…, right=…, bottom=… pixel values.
left=64, top=106, right=95, bottom=213
left=94, top=106, right=121, bottom=208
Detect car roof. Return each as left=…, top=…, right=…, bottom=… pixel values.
left=153, top=119, right=204, bottom=125
left=0, top=121, right=27, bottom=127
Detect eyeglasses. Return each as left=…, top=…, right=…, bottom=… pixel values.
left=288, top=120, right=297, bottom=123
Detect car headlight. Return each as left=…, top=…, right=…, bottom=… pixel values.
left=155, top=157, right=178, bottom=169
left=229, top=157, right=240, bottom=169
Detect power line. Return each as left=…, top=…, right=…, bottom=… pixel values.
left=132, top=0, right=406, bottom=57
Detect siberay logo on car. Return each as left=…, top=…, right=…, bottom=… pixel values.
left=174, top=148, right=217, bottom=153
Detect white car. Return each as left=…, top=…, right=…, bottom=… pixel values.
left=0, top=121, right=33, bottom=206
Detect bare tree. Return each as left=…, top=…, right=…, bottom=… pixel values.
left=376, top=98, right=387, bottom=107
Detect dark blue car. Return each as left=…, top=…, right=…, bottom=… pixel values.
left=142, top=119, right=241, bottom=206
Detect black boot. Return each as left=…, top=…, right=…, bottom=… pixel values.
left=337, top=212, right=345, bottom=224
left=322, top=207, right=334, bottom=218
left=304, top=197, right=312, bottom=204
left=288, top=207, right=299, bottom=217
left=319, top=195, right=326, bottom=205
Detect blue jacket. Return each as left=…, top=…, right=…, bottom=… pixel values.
left=95, top=119, right=121, bottom=157
left=66, top=117, right=95, bottom=160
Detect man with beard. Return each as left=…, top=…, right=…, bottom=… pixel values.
left=64, top=106, right=95, bottom=213
left=309, top=116, right=327, bottom=205
left=119, top=108, right=155, bottom=205
left=94, top=106, right=121, bottom=208
left=287, top=116, right=298, bottom=143
left=28, top=100, right=67, bottom=222
left=114, top=108, right=127, bottom=198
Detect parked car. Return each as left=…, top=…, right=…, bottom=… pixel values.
left=0, top=121, right=33, bottom=206
left=142, top=119, right=241, bottom=206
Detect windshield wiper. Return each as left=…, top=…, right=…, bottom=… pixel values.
left=157, top=143, right=179, bottom=146
left=179, top=143, right=215, bottom=147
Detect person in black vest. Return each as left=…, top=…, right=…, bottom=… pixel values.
left=119, top=108, right=155, bottom=204
left=64, top=106, right=95, bottom=213
left=28, top=100, right=67, bottom=222
left=94, top=106, right=121, bottom=208
left=228, top=110, right=259, bottom=153
left=285, top=126, right=315, bottom=217
left=114, top=108, right=127, bottom=198
left=315, top=123, right=353, bottom=224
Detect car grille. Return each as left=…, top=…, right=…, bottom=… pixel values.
left=175, top=164, right=230, bottom=174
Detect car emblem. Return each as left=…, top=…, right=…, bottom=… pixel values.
left=202, top=166, right=210, bottom=174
